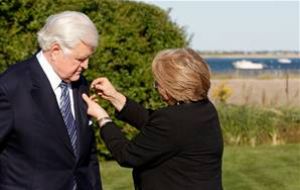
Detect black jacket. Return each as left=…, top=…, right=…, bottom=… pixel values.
left=0, top=56, right=101, bottom=190
left=101, top=98, right=223, bottom=190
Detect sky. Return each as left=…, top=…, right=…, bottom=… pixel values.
left=136, top=0, right=299, bottom=52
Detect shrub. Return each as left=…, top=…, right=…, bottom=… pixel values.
left=0, top=0, right=188, bottom=158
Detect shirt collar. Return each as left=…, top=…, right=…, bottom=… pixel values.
left=36, top=50, right=62, bottom=91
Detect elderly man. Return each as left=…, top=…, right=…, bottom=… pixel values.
left=0, top=11, right=101, bottom=190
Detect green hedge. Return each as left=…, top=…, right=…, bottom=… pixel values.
left=0, top=0, right=188, bottom=158
left=0, top=0, right=188, bottom=107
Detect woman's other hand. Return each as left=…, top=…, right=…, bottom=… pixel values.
left=82, top=93, right=109, bottom=120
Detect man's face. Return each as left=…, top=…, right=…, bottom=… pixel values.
left=51, top=42, right=94, bottom=83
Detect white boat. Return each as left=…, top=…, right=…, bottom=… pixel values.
left=232, top=60, right=264, bottom=70
left=278, top=58, right=292, bottom=64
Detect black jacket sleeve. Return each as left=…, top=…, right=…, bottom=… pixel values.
left=101, top=107, right=179, bottom=169
left=115, top=98, right=153, bottom=130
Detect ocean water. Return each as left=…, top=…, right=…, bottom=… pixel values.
left=205, top=58, right=300, bottom=75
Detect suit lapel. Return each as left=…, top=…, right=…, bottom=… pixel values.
left=72, top=81, right=90, bottom=160
left=29, top=56, right=75, bottom=156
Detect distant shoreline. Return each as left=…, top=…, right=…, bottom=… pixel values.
left=201, top=52, right=300, bottom=59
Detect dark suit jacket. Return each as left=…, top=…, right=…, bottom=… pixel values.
left=101, top=99, right=223, bottom=190
left=0, top=56, right=101, bottom=190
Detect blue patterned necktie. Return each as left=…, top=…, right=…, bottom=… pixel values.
left=59, top=81, right=78, bottom=190
left=59, top=81, right=78, bottom=155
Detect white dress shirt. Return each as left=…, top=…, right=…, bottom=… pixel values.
left=36, top=51, right=76, bottom=119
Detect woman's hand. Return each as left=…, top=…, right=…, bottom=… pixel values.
left=90, top=77, right=126, bottom=111
left=82, top=93, right=109, bottom=121
left=91, top=77, right=118, bottom=100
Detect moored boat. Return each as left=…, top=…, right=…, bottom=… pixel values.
left=278, top=58, right=292, bottom=64
left=232, top=60, right=264, bottom=69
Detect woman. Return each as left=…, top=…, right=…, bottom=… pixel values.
left=82, top=48, right=223, bottom=190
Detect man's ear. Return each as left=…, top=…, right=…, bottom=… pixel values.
left=49, top=43, right=62, bottom=62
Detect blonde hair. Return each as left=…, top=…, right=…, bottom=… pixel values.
left=152, top=48, right=211, bottom=104
left=37, top=11, right=98, bottom=52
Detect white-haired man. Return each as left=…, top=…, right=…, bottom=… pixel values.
left=0, top=11, right=102, bottom=190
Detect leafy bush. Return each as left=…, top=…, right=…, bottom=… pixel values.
left=211, top=81, right=233, bottom=103
left=0, top=0, right=188, bottom=158
left=0, top=0, right=187, bottom=106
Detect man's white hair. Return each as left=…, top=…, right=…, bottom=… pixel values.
left=37, top=11, right=98, bottom=52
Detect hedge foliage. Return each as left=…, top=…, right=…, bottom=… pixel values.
left=0, top=0, right=188, bottom=158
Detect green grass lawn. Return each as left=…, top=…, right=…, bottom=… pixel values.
left=100, top=144, right=300, bottom=190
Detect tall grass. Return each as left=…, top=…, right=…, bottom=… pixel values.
left=217, top=104, right=300, bottom=146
